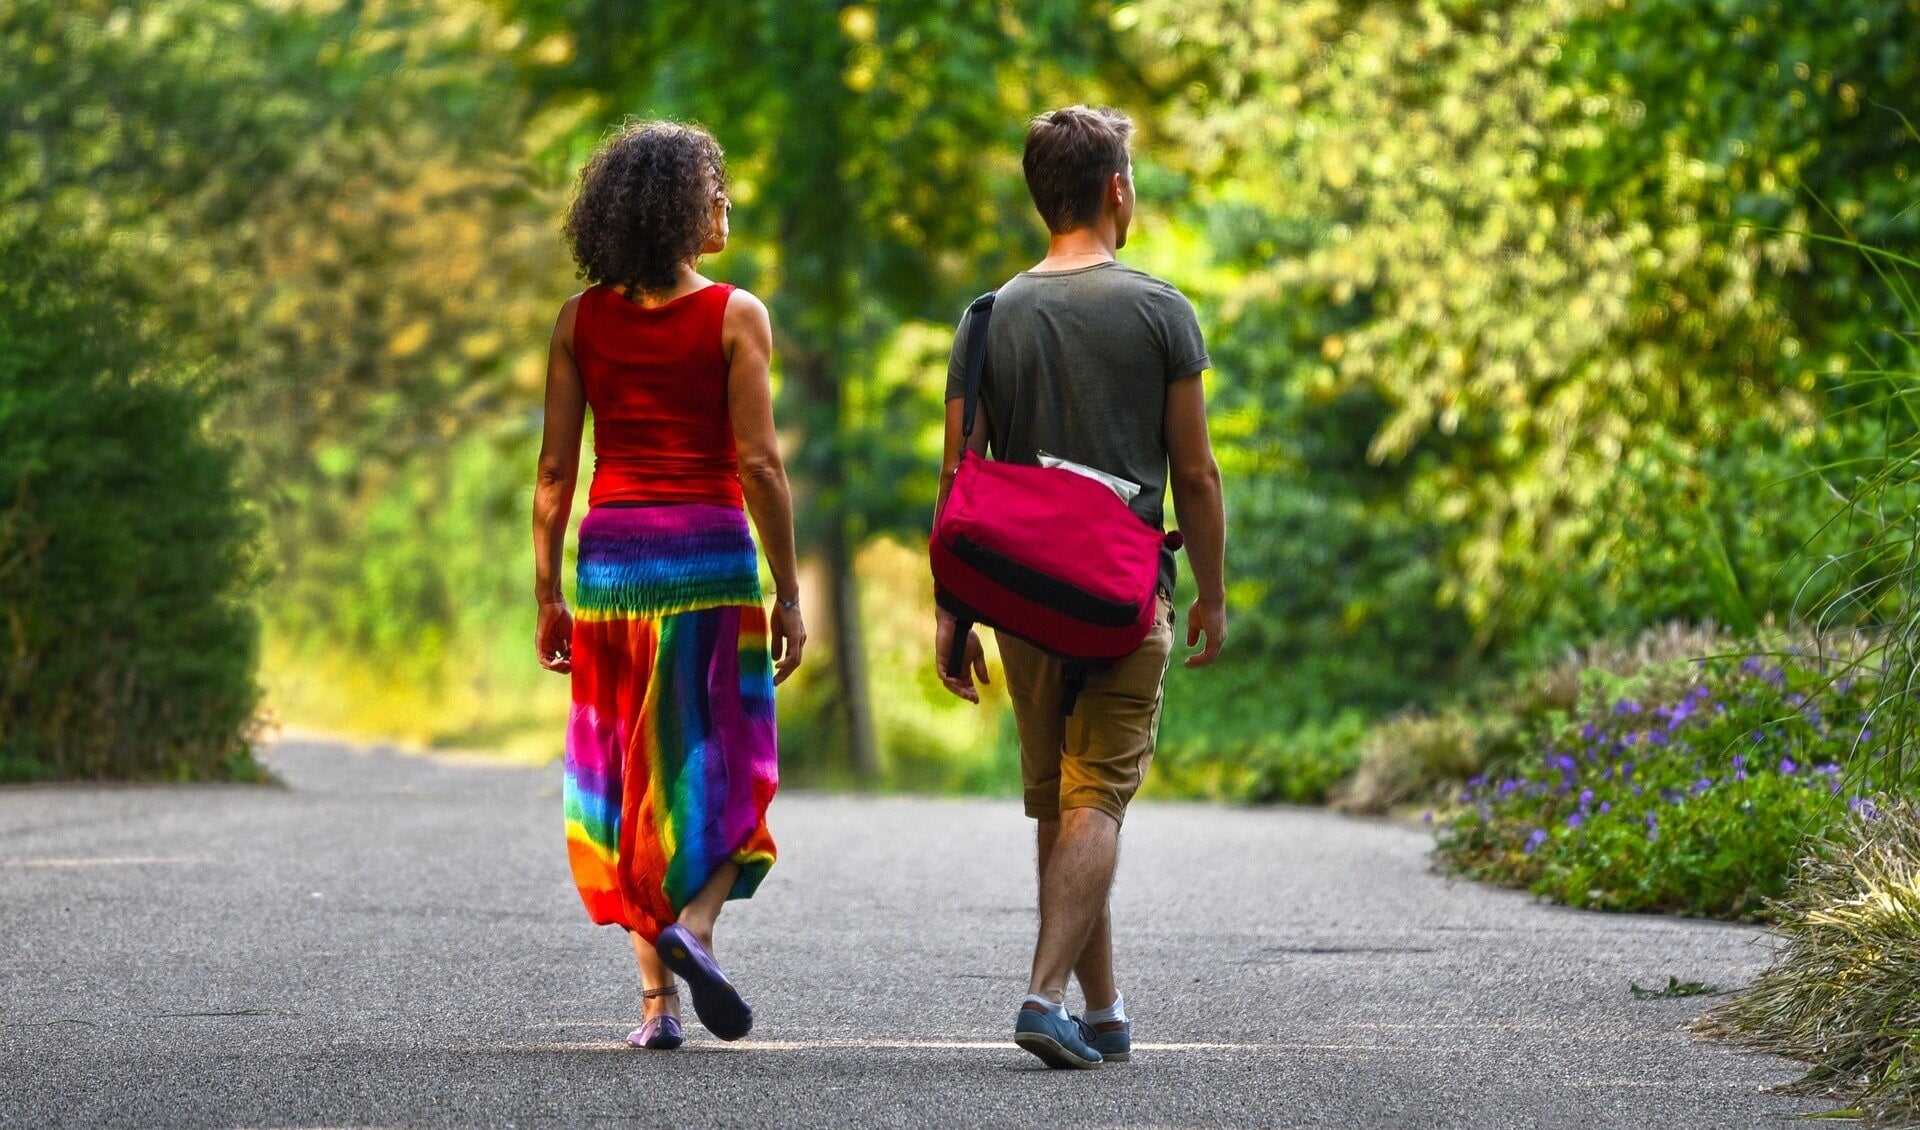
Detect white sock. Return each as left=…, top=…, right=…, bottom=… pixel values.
left=1084, top=994, right=1127, bottom=1025
left=1022, top=994, right=1066, bottom=1017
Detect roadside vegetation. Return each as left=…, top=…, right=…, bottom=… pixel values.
left=1695, top=803, right=1920, bottom=1123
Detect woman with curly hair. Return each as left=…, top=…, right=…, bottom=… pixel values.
left=532, top=121, right=805, bottom=1051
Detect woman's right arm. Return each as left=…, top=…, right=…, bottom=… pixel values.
left=724, top=288, right=806, bottom=686
left=533, top=295, right=586, bottom=673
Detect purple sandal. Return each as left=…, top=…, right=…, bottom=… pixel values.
left=654, top=924, right=752, bottom=1041
left=627, top=1014, right=684, bottom=1050
left=627, top=985, right=684, bottom=1049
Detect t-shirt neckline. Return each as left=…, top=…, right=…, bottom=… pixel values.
left=1020, top=260, right=1124, bottom=278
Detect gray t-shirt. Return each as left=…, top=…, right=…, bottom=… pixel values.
left=945, top=261, right=1210, bottom=593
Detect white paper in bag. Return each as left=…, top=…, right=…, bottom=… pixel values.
left=1037, top=450, right=1142, bottom=504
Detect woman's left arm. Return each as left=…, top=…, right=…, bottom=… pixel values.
left=724, top=289, right=806, bottom=686
left=533, top=295, right=586, bottom=673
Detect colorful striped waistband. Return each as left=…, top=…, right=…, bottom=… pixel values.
left=575, top=504, right=762, bottom=620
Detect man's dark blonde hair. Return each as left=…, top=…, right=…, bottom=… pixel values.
left=1022, top=106, right=1133, bottom=234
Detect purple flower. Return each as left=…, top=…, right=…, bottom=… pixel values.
left=1615, top=700, right=1642, bottom=715
left=1692, top=777, right=1713, bottom=795
left=1620, top=761, right=1634, bottom=781
left=1816, top=763, right=1841, bottom=776
left=1566, top=812, right=1585, bottom=830
left=1524, top=828, right=1549, bottom=854
left=1851, top=796, right=1881, bottom=821
left=1598, top=801, right=1611, bottom=814
left=1780, top=757, right=1798, bottom=775
left=1579, top=789, right=1595, bottom=810
left=1498, top=779, right=1520, bottom=798
left=1645, top=810, right=1660, bottom=842
left=1423, top=811, right=1433, bottom=824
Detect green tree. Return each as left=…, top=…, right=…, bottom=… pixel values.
left=1135, top=0, right=1919, bottom=660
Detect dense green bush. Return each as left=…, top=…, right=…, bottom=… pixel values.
left=1153, top=710, right=1366, bottom=805
left=0, top=243, right=262, bottom=781
left=1436, top=645, right=1884, bottom=920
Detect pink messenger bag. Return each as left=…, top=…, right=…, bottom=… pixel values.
left=930, top=292, right=1182, bottom=711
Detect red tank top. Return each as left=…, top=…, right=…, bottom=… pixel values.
left=575, top=282, right=744, bottom=509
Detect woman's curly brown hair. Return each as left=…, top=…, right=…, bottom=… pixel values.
left=566, top=121, right=726, bottom=295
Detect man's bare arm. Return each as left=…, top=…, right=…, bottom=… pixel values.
left=1165, top=373, right=1227, bottom=667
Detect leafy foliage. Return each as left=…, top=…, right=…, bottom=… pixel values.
left=1151, top=711, right=1366, bottom=805
left=1136, top=0, right=1920, bottom=665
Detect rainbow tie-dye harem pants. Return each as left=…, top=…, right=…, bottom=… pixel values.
left=564, top=503, right=778, bottom=941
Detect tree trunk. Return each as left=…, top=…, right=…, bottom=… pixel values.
left=765, top=0, right=878, bottom=782
left=823, top=514, right=879, bottom=783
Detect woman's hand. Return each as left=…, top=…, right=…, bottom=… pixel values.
left=934, top=608, right=989, bottom=704
left=771, top=603, right=806, bottom=686
left=537, top=600, right=574, bottom=673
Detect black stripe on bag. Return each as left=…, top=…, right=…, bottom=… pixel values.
left=949, top=535, right=1142, bottom=628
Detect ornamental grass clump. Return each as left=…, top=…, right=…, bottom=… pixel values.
left=1436, top=651, right=1882, bottom=920
left=1694, top=799, right=1920, bottom=1123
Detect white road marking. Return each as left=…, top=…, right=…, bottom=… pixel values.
left=0, top=856, right=208, bottom=868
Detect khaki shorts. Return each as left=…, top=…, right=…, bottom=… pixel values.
left=996, top=595, right=1175, bottom=825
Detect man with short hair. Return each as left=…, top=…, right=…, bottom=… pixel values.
left=934, top=104, right=1228, bottom=1069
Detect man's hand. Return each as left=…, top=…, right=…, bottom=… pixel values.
left=934, top=608, right=990, bottom=703
left=1184, top=598, right=1226, bottom=668
left=537, top=600, right=574, bottom=673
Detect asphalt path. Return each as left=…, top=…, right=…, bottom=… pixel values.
left=0, top=738, right=1825, bottom=1128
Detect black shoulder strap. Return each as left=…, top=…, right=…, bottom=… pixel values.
left=960, top=291, right=996, bottom=440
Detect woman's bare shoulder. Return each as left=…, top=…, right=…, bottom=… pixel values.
left=723, top=286, right=772, bottom=338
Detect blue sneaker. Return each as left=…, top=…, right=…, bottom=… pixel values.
left=1014, top=1004, right=1103, bottom=1069
left=1075, top=1016, right=1131, bottom=1063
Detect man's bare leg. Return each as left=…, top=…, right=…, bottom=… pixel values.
left=1028, top=807, right=1120, bottom=1004
left=1036, top=817, right=1118, bottom=1009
